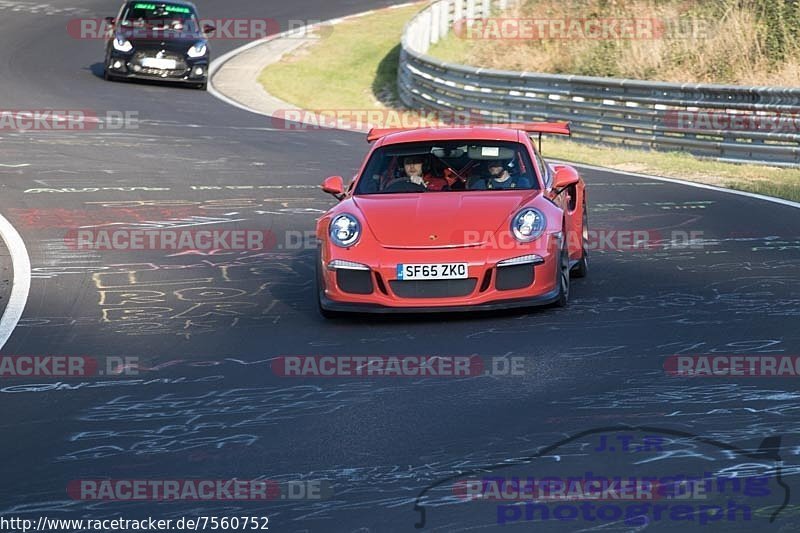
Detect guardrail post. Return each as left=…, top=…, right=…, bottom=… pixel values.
left=431, top=2, right=441, bottom=44
left=441, top=0, right=452, bottom=38
left=466, top=0, right=475, bottom=20
left=454, top=0, right=464, bottom=26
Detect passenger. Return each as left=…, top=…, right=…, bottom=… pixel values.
left=383, top=155, right=449, bottom=191
left=470, top=159, right=531, bottom=189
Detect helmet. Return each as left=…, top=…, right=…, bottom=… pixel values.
left=401, top=154, right=430, bottom=175
left=487, top=158, right=515, bottom=173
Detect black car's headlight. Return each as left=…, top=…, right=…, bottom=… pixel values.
left=187, top=41, right=207, bottom=58
left=112, top=37, right=133, bottom=52
left=511, top=208, right=546, bottom=242
left=330, top=214, right=361, bottom=247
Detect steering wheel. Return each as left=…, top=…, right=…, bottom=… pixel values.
left=383, top=179, right=427, bottom=193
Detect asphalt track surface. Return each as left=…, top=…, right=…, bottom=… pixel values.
left=0, top=1, right=799, bottom=532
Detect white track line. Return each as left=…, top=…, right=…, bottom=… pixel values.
left=0, top=212, right=30, bottom=351
left=557, top=160, right=800, bottom=210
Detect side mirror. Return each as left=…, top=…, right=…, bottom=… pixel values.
left=322, top=175, right=345, bottom=199
left=203, top=24, right=216, bottom=34
left=552, top=166, right=580, bottom=191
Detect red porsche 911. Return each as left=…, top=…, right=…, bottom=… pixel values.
left=315, top=122, right=587, bottom=317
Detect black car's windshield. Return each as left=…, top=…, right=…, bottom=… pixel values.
left=355, top=140, right=539, bottom=194
left=120, top=2, right=199, bottom=30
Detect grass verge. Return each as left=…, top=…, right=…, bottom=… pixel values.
left=545, top=139, right=800, bottom=202
left=259, top=4, right=422, bottom=109
left=258, top=4, right=800, bottom=203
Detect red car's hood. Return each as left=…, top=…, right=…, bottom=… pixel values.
left=353, top=191, right=538, bottom=247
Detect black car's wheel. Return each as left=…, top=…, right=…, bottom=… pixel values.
left=571, top=202, right=589, bottom=278
left=316, top=253, right=341, bottom=319
left=555, top=232, right=570, bottom=307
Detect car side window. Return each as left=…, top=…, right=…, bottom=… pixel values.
left=534, top=152, right=551, bottom=189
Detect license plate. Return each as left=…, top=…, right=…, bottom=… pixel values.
left=141, top=57, right=177, bottom=69
left=396, top=263, right=468, bottom=280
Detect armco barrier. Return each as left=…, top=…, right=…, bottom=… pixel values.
left=398, top=0, right=800, bottom=166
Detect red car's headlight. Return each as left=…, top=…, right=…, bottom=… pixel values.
left=511, top=208, right=546, bottom=242
left=329, top=214, right=361, bottom=247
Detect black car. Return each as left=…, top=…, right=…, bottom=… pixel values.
left=104, top=1, right=214, bottom=90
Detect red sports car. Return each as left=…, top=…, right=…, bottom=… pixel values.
left=315, top=122, right=587, bottom=317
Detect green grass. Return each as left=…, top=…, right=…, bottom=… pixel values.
left=259, top=4, right=421, bottom=109
left=544, top=138, right=800, bottom=203
left=258, top=4, right=800, bottom=203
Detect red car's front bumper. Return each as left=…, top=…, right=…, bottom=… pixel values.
left=319, top=232, right=562, bottom=313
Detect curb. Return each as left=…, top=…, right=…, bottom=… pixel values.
left=208, top=2, right=422, bottom=126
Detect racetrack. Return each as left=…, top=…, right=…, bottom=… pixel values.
left=0, top=1, right=799, bottom=532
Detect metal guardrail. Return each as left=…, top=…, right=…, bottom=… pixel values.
left=398, top=0, right=800, bottom=166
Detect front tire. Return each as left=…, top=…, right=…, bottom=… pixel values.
left=571, top=202, right=589, bottom=278
left=555, top=233, right=570, bottom=307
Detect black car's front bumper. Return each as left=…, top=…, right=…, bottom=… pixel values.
left=107, top=50, right=208, bottom=83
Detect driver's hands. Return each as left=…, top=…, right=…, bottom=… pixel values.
left=409, top=175, right=425, bottom=186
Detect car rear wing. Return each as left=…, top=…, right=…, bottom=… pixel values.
left=366, top=122, right=570, bottom=152
left=508, top=122, right=571, bottom=153
left=366, top=128, right=408, bottom=143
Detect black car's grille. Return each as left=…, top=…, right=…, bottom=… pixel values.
left=138, top=67, right=186, bottom=77
left=389, top=279, right=477, bottom=298
left=131, top=52, right=188, bottom=76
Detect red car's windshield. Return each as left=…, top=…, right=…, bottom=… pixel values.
left=355, top=140, right=539, bottom=194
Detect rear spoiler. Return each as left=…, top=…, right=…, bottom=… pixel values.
left=511, top=122, right=571, bottom=153
left=366, top=122, right=570, bottom=152
left=366, top=128, right=408, bottom=143
left=505, top=122, right=571, bottom=136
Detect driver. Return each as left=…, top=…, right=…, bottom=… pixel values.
left=470, top=159, right=531, bottom=189
left=384, top=155, right=449, bottom=191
